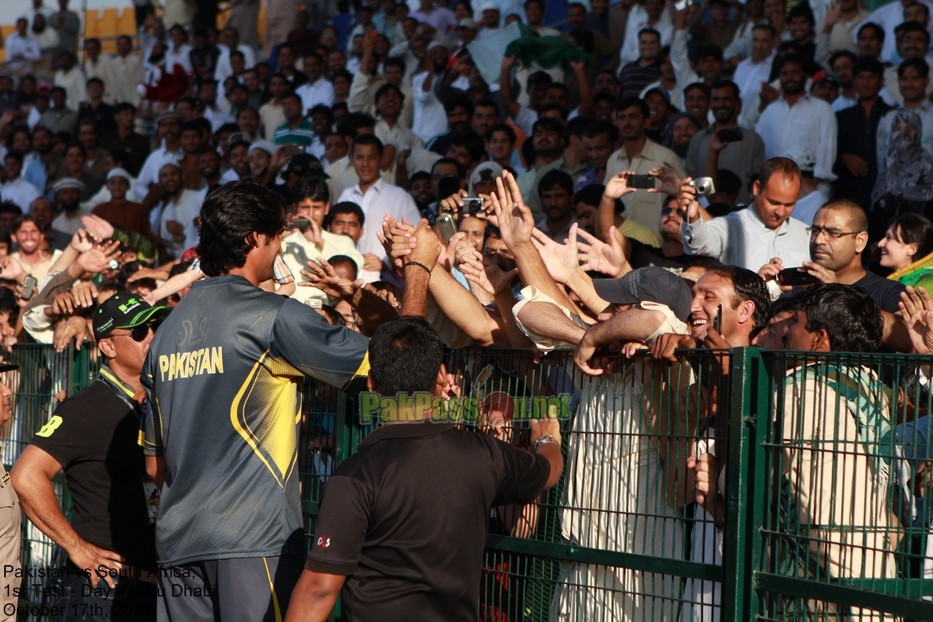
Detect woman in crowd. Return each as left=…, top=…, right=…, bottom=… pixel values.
left=872, top=111, right=933, bottom=230
left=881, top=213, right=933, bottom=292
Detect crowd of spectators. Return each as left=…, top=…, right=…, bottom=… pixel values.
left=0, top=0, right=932, bottom=619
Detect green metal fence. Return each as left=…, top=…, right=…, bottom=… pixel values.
left=5, top=344, right=933, bottom=621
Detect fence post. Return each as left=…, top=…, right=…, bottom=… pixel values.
left=720, top=346, right=766, bottom=620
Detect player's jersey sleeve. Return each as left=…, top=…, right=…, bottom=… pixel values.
left=270, top=298, right=370, bottom=390
left=140, top=351, right=163, bottom=456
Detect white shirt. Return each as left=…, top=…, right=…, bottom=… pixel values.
left=831, top=93, right=857, bottom=113
left=164, top=43, right=193, bottom=74
left=0, top=177, right=41, bottom=212
left=881, top=58, right=933, bottom=107
left=411, top=71, right=449, bottom=144
left=220, top=168, right=239, bottom=184
left=134, top=146, right=185, bottom=201
left=156, top=189, right=202, bottom=258
left=756, top=94, right=838, bottom=182
left=338, top=178, right=421, bottom=259
left=790, top=187, right=830, bottom=227
left=52, top=205, right=95, bottom=237
left=111, top=53, right=144, bottom=106
left=84, top=55, right=117, bottom=103
left=682, top=206, right=811, bottom=271
left=54, top=67, right=88, bottom=112
left=4, top=33, right=41, bottom=74
left=375, top=119, right=424, bottom=151
left=295, top=78, right=336, bottom=115
left=214, top=44, right=257, bottom=84
left=619, top=6, right=673, bottom=66
left=861, top=0, right=933, bottom=64
left=733, top=52, right=775, bottom=123
left=203, top=104, right=233, bottom=132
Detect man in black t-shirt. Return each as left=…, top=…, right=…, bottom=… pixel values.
left=628, top=195, right=710, bottom=271
left=766, top=199, right=906, bottom=313
left=285, top=228, right=564, bottom=621
left=13, top=292, right=168, bottom=621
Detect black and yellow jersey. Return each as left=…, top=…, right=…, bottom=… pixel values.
left=141, top=275, right=369, bottom=566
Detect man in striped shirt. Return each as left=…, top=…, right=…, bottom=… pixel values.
left=273, top=93, right=324, bottom=159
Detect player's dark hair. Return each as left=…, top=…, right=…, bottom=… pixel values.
left=369, top=316, right=444, bottom=395
left=197, top=179, right=288, bottom=277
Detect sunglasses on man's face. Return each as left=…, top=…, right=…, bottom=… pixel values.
left=114, top=319, right=162, bottom=342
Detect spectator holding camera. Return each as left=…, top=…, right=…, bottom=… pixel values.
left=681, top=157, right=810, bottom=271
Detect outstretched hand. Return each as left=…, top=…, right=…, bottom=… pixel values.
left=531, top=224, right=580, bottom=284
left=900, top=286, right=933, bottom=354
left=490, top=171, right=535, bottom=248
left=576, top=227, right=628, bottom=277
left=299, top=258, right=363, bottom=300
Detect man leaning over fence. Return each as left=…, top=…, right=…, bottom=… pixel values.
left=778, top=284, right=905, bottom=621
left=650, top=264, right=771, bottom=622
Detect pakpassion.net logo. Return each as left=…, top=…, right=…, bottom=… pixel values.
left=359, top=390, right=573, bottom=424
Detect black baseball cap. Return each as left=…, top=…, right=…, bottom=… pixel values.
left=93, top=293, right=169, bottom=340
left=592, top=266, right=693, bottom=323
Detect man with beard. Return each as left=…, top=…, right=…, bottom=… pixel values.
left=535, top=170, right=579, bottom=242
left=153, top=161, right=200, bottom=259
left=53, top=51, right=86, bottom=113
left=50, top=176, right=92, bottom=235
left=221, top=139, right=250, bottom=183
left=686, top=80, right=765, bottom=205
left=196, top=148, right=222, bottom=194
left=516, top=117, right=566, bottom=222
left=756, top=53, right=837, bottom=185
left=374, top=84, right=422, bottom=154
left=235, top=106, right=261, bottom=143
left=604, top=97, right=685, bottom=236
left=23, top=127, right=59, bottom=196
left=575, top=121, right=619, bottom=191
left=426, top=93, right=474, bottom=157
left=134, top=111, right=184, bottom=206
left=29, top=196, right=69, bottom=250
left=102, top=103, right=150, bottom=178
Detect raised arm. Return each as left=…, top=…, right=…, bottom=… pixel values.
left=499, top=55, right=521, bottom=120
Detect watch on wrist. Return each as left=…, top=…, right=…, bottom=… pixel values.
left=533, top=435, right=559, bottom=452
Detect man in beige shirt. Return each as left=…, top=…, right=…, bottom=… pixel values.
left=604, top=97, right=685, bottom=236
left=281, top=177, right=364, bottom=305
left=260, top=74, right=290, bottom=140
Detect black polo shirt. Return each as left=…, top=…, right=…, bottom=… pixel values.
left=305, top=422, right=550, bottom=621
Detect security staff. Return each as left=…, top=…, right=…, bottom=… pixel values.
left=0, top=363, right=22, bottom=621
left=12, top=293, right=168, bottom=621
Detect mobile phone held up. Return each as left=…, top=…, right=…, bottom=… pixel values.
left=777, top=268, right=820, bottom=286
left=629, top=174, right=656, bottom=190
left=437, top=214, right=457, bottom=245
left=717, top=128, right=743, bottom=143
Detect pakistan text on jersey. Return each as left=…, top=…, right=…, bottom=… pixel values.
left=159, top=347, right=225, bottom=382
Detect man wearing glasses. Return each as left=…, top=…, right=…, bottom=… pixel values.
left=12, top=292, right=168, bottom=620
left=794, top=199, right=906, bottom=312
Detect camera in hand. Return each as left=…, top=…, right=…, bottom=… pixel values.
left=717, top=128, right=743, bottom=143
left=688, top=177, right=716, bottom=196
left=291, top=217, right=310, bottom=233
left=777, top=268, right=819, bottom=286
left=629, top=174, right=656, bottom=189
left=463, top=197, right=484, bottom=214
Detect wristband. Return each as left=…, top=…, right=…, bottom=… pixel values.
left=404, top=261, right=432, bottom=275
